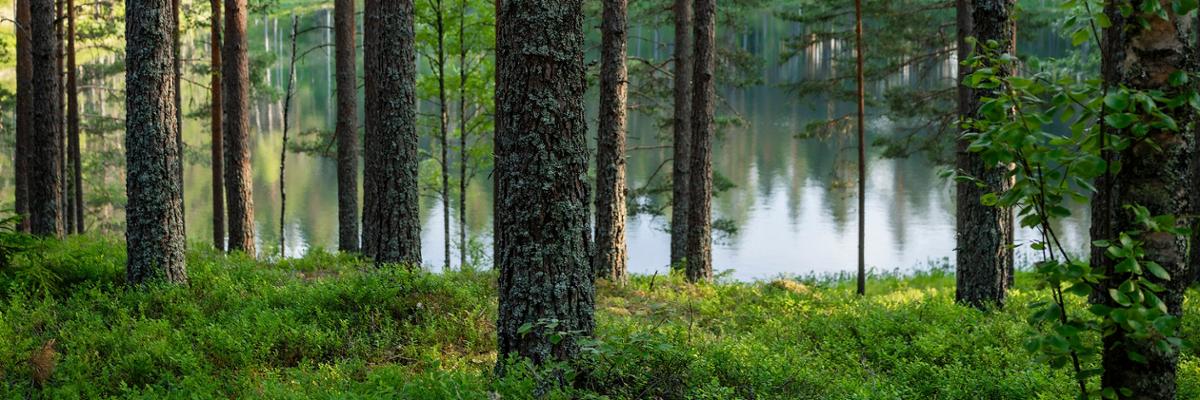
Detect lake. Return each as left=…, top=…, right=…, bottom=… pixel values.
left=10, top=8, right=1091, bottom=280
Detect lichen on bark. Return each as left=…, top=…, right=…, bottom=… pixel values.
left=494, top=0, right=595, bottom=367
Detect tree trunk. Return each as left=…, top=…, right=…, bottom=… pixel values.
left=362, top=0, right=421, bottom=265
left=67, top=0, right=82, bottom=233
left=335, top=0, right=360, bottom=253
left=594, top=0, right=628, bottom=282
left=210, top=0, right=225, bottom=250
left=457, top=0, right=469, bottom=269
left=436, top=0, right=451, bottom=271
left=56, top=0, right=70, bottom=234
left=669, top=0, right=692, bottom=268
left=1094, top=2, right=1195, bottom=398
left=29, top=0, right=63, bottom=237
left=172, top=0, right=184, bottom=235
left=853, top=0, right=866, bottom=296
left=14, top=0, right=31, bottom=233
left=495, top=0, right=594, bottom=366
left=954, top=0, right=1014, bottom=309
left=125, top=0, right=187, bottom=284
left=685, top=0, right=715, bottom=283
left=223, top=0, right=255, bottom=256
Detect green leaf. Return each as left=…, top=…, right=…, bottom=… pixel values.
left=1104, top=113, right=1138, bottom=129
left=1104, top=91, right=1130, bottom=111
left=1071, top=28, right=1089, bottom=46
left=1169, top=70, right=1190, bottom=87
left=1145, top=261, right=1171, bottom=280
left=1127, top=350, right=1148, bottom=364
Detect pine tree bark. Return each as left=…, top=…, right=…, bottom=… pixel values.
left=172, top=0, right=184, bottom=234
left=669, top=0, right=692, bottom=268
left=362, top=0, right=421, bottom=265
left=56, top=0, right=70, bottom=234
left=125, top=0, right=187, bottom=284
left=14, top=0, right=31, bottom=233
left=685, top=0, right=714, bottom=283
left=67, top=0, right=82, bottom=233
left=1093, top=3, right=1195, bottom=398
left=210, top=0, right=225, bottom=250
left=223, top=0, right=255, bottom=255
left=954, top=0, right=1014, bottom=309
left=335, top=0, right=360, bottom=253
left=594, top=0, right=628, bottom=282
left=495, top=0, right=594, bottom=366
left=29, top=0, right=63, bottom=237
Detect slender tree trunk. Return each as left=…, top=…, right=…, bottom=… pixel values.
left=853, top=0, right=867, bottom=295
left=495, top=0, right=593, bottom=366
left=595, top=0, right=628, bottom=282
left=953, top=0, right=1014, bottom=308
left=669, top=0, right=692, bottom=268
left=125, top=0, right=187, bottom=284
left=211, top=0, right=225, bottom=250
left=56, top=0, right=70, bottom=234
left=14, top=0, right=31, bottom=233
left=457, top=0, right=468, bottom=269
left=67, top=0, right=82, bottom=233
left=436, top=0, right=451, bottom=271
left=223, top=0, right=255, bottom=255
left=280, top=15, right=299, bottom=257
left=1094, top=3, right=1195, bottom=398
left=172, top=0, right=184, bottom=234
left=362, top=0, right=421, bottom=265
left=685, top=0, right=714, bottom=283
left=29, top=0, right=63, bottom=237
left=335, top=0, right=360, bottom=253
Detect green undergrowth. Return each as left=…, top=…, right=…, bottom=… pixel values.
left=2, top=236, right=1199, bottom=399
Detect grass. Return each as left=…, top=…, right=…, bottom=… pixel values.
left=2, top=235, right=1200, bottom=399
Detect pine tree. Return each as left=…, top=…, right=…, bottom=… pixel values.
left=335, top=0, right=360, bottom=253
left=685, top=0, right=715, bottom=282
left=495, top=0, right=594, bottom=365
left=594, top=0, right=629, bottom=282
left=223, top=0, right=255, bottom=255
left=125, top=0, right=187, bottom=284
left=954, top=0, right=1014, bottom=308
left=362, top=0, right=421, bottom=265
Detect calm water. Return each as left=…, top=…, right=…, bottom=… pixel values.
left=11, top=9, right=1090, bottom=280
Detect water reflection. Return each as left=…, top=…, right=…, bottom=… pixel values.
left=5, top=9, right=1090, bottom=281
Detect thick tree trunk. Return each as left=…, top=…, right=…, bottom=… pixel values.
left=669, top=0, right=692, bottom=268
left=685, top=0, right=715, bottom=283
left=14, top=0, right=31, bottom=233
left=125, top=0, right=187, bottom=284
left=594, top=0, right=628, bottom=282
left=1094, top=3, right=1195, bottom=398
left=67, top=0, right=82, bottom=233
left=362, top=0, right=421, bottom=265
left=335, top=0, right=360, bottom=253
left=223, top=0, right=255, bottom=255
left=29, top=0, right=63, bottom=237
left=210, top=0, right=225, bottom=250
left=954, top=0, right=1014, bottom=309
left=495, top=0, right=593, bottom=366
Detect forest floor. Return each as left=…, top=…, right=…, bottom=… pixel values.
left=2, top=236, right=1200, bottom=399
